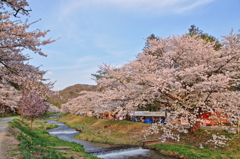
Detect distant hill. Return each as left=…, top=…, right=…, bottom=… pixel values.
left=49, top=84, right=97, bottom=108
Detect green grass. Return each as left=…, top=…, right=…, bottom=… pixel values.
left=41, top=112, right=62, bottom=119
left=9, top=117, right=99, bottom=159
left=145, top=128, right=240, bottom=159
left=0, top=113, right=20, bottom=118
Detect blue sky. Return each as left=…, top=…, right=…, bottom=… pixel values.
left=24, top=0, right=239, bottom=91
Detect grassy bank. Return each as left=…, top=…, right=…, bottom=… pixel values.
left=146, top=142, right=240, bottom=159
left=58, top=114, right=149, bottom=145
left=145, top=128, right=240, bottom=159
left=58, top=114, right=240, bottom=159
left=9, top=117, right=99, bottom=159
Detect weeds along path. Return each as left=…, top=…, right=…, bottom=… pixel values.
left=0, top=117, right=15, bottom=158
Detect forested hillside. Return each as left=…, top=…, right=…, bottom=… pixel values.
left=49, top=84, right=97, bottom=108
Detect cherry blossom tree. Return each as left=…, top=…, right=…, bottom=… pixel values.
left=0, top=0, right=56, bottom=102
left=100, top=32, right=240, bottom=133
left=0, top=81, right=22, bottom=117
left=62, top=31, right=240, bottom=135
left=19, top=92, right=48, bottom=131
left=0, top=82, right=21, bottom=111
left=0, top=0, right=30, bottom=16
left=61, top=91, right=112, bottom=115
left=48, top=104, right=60, bottom=113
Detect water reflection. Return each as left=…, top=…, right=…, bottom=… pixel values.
left=97, top=148, right=168, bottom=159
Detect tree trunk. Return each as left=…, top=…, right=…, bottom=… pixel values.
left=21, top=116, right=25, bottom=123
left=30, top=118, right=33, bottom=132
left=190, top=121, right=201, bottom=133
left=238, top=120, right=240, bottom=134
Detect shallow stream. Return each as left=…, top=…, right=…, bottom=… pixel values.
left=45, top=120, right=175, bottom=159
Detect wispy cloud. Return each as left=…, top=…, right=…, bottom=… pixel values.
left=49, top=65, right=80, bottom=70
left=51, top=66, right=98, bottom=91
left=174, top=0, right=216, bottom=13
left=113, top=0, right=216, bottom=13
left=76, top=56, right=97, bottom=63
left=92, top=33, right=129, bottom=58
left=58, top=0, right=216, bottom=18
left=49, top=56, right=100, bottom=70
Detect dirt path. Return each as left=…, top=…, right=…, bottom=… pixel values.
left=0, top=117, right=15, bottom=159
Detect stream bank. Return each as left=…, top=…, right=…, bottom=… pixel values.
left=8, top=117, right=98, bottom=159
left=56, top=114, right=240, bottom=159
left=45, top=119, right=175, bottom=159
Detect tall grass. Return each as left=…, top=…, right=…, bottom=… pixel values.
left=60, top=114, right=149, bottom=145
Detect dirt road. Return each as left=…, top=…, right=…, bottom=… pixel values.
left=0, top=117, right=15, bottom=159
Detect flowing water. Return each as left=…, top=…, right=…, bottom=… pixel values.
left=45, top=120, right=176, bottom=159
